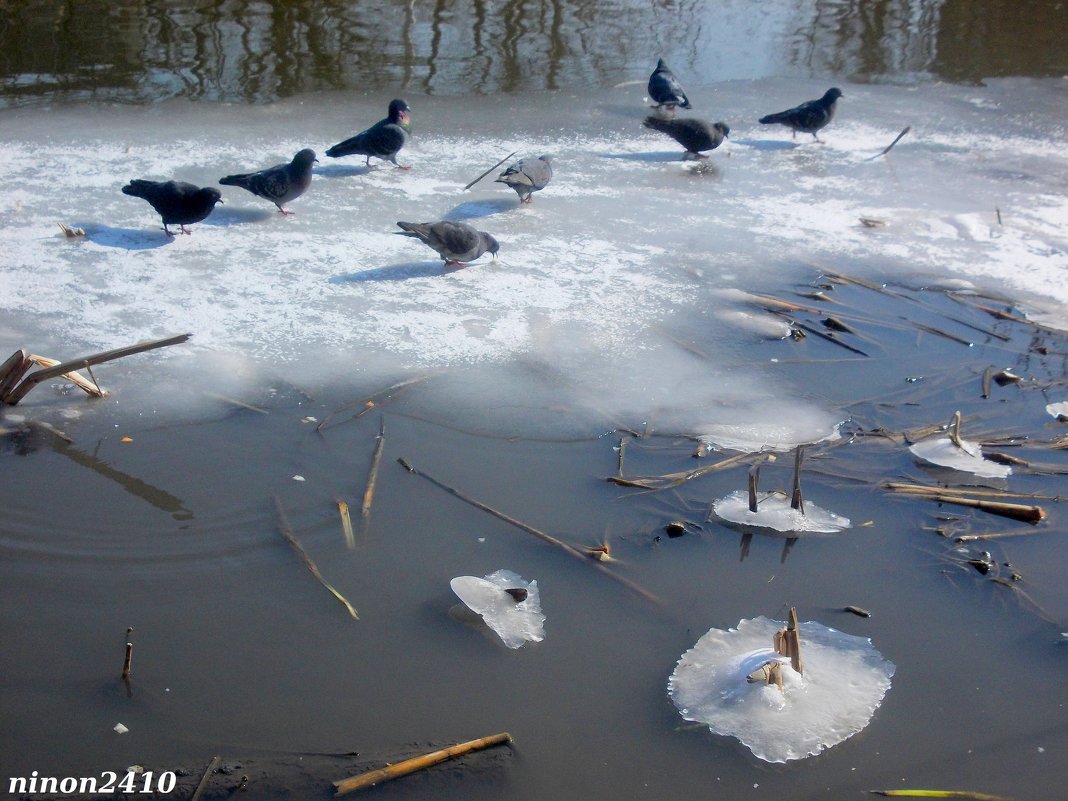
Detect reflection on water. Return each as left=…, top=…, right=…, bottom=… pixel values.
left=0, top=0, right=1065, bottom=107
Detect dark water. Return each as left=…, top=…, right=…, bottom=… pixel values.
left=1, top=0, right=1067, bottom=107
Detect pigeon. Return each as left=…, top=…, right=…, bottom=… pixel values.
left=643, top=116, right=730, bottom=159
left=647, top=58, right=692, bottom=110
left=758, top=88, right=843, bottom=142
left=395, top=221, right=499, bottom=267
left=219, top=148, right=318, bottom=215
left=495, top=155, right=553, bottom=203
left=121, top=180, right=223, bottom=235
left=326, top=98, right=412, bottom=168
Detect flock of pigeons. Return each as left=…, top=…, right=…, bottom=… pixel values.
left=120, top=60, right=842, bottom=267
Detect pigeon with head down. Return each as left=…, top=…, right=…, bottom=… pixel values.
left=219, top=148, right=317, bottom=215
left=121, top=179, right=222, bottom=236
left=495, top=155, right=553, bottom=203
left=395, top=220, right=499, bottom=267
left=759, top=88, right=843, bottom=142
left=326, top=98, right=412, bottom=168
left=643, top=116, right=730, bottom=159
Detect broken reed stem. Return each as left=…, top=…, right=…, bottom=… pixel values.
left=869, top=790, right=1013, bottom=801
left=273, top=496, right=359, bottom=619
left=607, top=450, right=754, bottom=490
left=981, top=367, right=992, bottom=399
left=333, top=732, right=512, bottom=796
left=748, top=463, right=760, bottom=512
left=773, top=607, right=803, bottom=675
left=26, top=354, right=106, bottom=398
left=869, top=125, right=911, bottom=160
left=316, top=375, right=430, bottom=432
left=884, top=483, right=1056, bottom=501
left=361, top=417, right=386, bottom=520
left=948, top=411, right=964, bottom=449
left=397, top=458, right=660, bottom=604
left=3, top=334, right=191, bottom=405
left=337, top=500, right=355, bottom=549
left=902, top=492, right=1045, bottom=524
left=463, top=151, right=518, bottom=191
left=790, top=446, right=805, bottom=513
left=617, top=436, right=628, bottom=477
left=189, top=756, right=220, bottom=801
left=121, top=642, right=133, bottom=679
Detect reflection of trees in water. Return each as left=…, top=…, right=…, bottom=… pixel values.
left=0, top=0, right=1063, bottom=106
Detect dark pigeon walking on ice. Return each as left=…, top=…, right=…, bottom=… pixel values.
left=496, top=155, right=553, bottom=203
left=395, top=220, right=499, bottom=267
left=647, top=58, right=692, bottom=111
left=326, top=99, right=412, bottom=168
left=758, top=88, right=843, bottom=142
left=643, top=116, right=730, bottom=159
left=219, top=148, right=318, bottom=215
left=121, top=179, right=223, bottom=236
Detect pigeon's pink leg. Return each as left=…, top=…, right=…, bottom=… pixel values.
left=278, top=208, right=294, bottom=216
left=444, top=260, right=466, bottom=268
left=179, top=225, right=193, bottom=235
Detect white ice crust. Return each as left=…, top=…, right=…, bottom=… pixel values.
left=669, top=616, right=894, bottom=763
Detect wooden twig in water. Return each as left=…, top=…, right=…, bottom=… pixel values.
left=398, top=458, right=659, bottom=603
left=867, top=125, right=911, bottom=160
left=316, top=375, right=429, bottom=432
left=361, top=417, right=386, bottom=520
left=121, top=641, right=133, bottom=679
left=607, top=451, right=754, bottom=490
left=190, top=756, right=220, bottom=801
left=794, top=322, right=870, bottom=356
left=869, top=790, right=1013, bottom=800
left=912, top=322, right=973, bottom=347
left=884, top=483, right=1056, bottom=502
left=333, top=732, right=512, bottom=796
left=274, top=496, right=359, bottom=619
left=463, top=151, right=518, bottom=191
left=908, top=493, right=1045, bottom=524
left=790, top=446, right=805, bottom=513
left=337, top=500, right=355, bottom=549
left=2, top=334, right=191, bottom=405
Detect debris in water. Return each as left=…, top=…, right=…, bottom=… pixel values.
left=668, top=612, right=894, bottom=763
left=909, top=411, right=1011, bottom=478
left=713, top=490, right=851, bottom=534
left=450, top=569, right=544, bottom=649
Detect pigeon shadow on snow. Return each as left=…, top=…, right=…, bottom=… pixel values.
left=732, top=138, right=803, bottom=151
left=202, top=206, right=275, bottom=226
left=82, top=224, right=173, bottom=250
left=599, top=150, right=686, bottom=163
left=330, top=261, right=457, bottom=283
left=444, top=198, right=515, bottom=222
left=313, top=164, right=373, bottom=179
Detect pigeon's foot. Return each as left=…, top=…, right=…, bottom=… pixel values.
left=397, top=164, right=413, bottom=171
left=521, top=196, right=533, bottom=204
left=179, top=225, right=193, bottom=235
left=278, top=208, right=295, bottom=216
left=444, top=260, right=467, bottom=269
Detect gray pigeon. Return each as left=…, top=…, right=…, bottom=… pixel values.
left=121, top=179, right=223, bottom=235
left=647, top=59, right=692, bottom=110
left=495, top=155, right=553, bottom=203
left=395, top=220, right=499, bottom=267
left=643, top=116, right=730, bottom=159
left=219, top=148, right=317, bottom=214
left=759, top=88, right=843, bottom=142
left=326, top=99, right=412, bottom=168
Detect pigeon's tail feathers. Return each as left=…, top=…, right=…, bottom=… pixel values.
left=395, top=221, right=429, bottom=239
left=643, top=115, right=674, bottom=134
left=678, top=98, right=693, bottom=109
left=121, top=179, right=157, bottom=199
left=219, top=173, right=253, bottom=188
left=326, top=133, right=368, bottom=159
left=758, top=112, right=786, bottom=125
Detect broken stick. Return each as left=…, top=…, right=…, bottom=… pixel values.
left=334, top=732, right=512, bottom=796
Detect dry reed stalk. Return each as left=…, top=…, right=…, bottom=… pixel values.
left=274, top=496, right=359, bottom=619
left=333, top=732, right=512, bottom=796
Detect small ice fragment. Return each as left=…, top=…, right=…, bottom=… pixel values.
left=715, top=309, right=793, bottom=340
left=909, top=437, right=1011, bottom=478
left=114, top=723, right=129, bottom=734
left=712, top=490, right=850, bottom=534
left=699, top=420, right=841, bottom=454
left=669, top=616, right=894, bottom=763
left=301, top=416, right=318, bottom=423
left=450, top=569, right=545, bottom=649
left=292, top=474, right=306, bottom=481
left=1045, top=401, right=1068, bottom=420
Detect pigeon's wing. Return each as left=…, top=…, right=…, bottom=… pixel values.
left=327, top=119, right=408, bottom=159
left=245, top=165, right=294, bottom=202
left=427, top=222, right=480, bottom=259
left=649, top=68, right=690, bottom=107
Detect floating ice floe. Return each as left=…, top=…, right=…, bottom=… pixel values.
left=1045, top=401, right=1068, bottom=421
left=668, top=613, right=894, bottom=763
left=712, top=490, right=850, bottom=534
left=698, top=419, right=842, bottom=454
left=450, top=569, right=544, bottom=649
left=714, top=309, right=793, bottom=340
left=909, top=437, right=1011, bottom=478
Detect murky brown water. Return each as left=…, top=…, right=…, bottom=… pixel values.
left=3, top=2, right=1068, bottom=799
